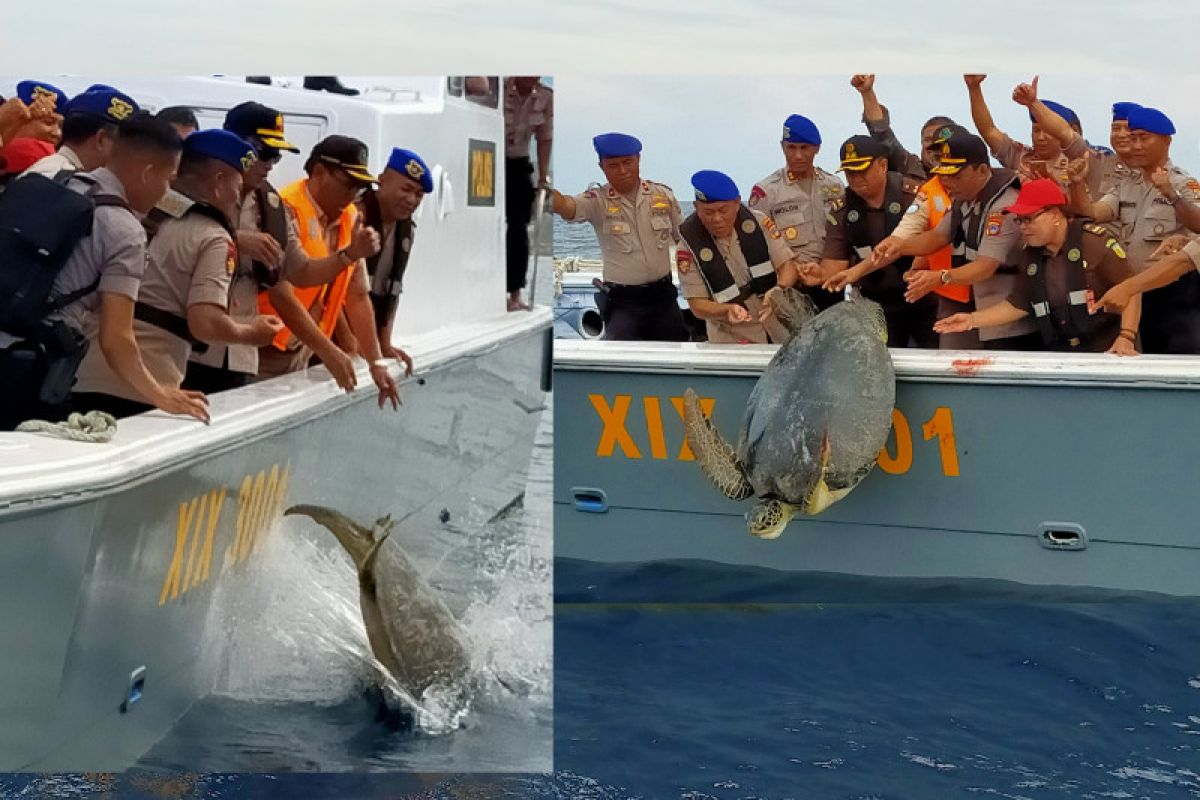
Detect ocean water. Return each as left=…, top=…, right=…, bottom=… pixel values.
left=553, top=202, right=697, bottom=261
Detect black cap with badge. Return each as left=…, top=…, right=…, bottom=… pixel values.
left=305, top=134, right=376, bottom=185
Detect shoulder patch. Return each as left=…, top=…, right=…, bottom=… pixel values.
left=749, top=184, right=766, bottom=207
left=985, top=212, right=1003, bottom=236
left=1107, top=238, right=1126, bottom=259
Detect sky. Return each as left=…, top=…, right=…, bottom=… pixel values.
left=554, top=73, right=1200, bottom=196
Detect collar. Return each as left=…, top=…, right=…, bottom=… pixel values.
left=89, top=166, right=129, bottom=201
left=59, top=145, right=84, bottom=169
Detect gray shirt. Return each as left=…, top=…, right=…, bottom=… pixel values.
left=568, top=180, right=682, bottom=286
left=1097, top=160, right=1200, bottom=272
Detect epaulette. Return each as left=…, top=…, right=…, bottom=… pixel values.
left=155, top=188, right=194, bottom=220
left=1083, top=222, right=1126, bottom=257
left=902, top=178, right=921, bottom=195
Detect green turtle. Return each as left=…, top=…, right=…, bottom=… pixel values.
left=683, top=286, right=896, bottom=539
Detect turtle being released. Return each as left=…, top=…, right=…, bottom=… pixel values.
left=683, top=286, right=896, bottom=539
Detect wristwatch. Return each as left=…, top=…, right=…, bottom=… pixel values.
left=939, top=269, right=952, bottom=285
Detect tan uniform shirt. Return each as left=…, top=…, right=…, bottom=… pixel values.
left=190, top=189, right=308, bottom=375
left=1097, top=160, right=1200, bottom=271
left=76, top=191, right=235, bottom=402
left=678, top=209, right=794, bottom=343
left=21, top=145, right=83, bottom=178
left=748, top=167, right=844, bottom=262
left=568, top=180, right=681, bottom=285
left=503, top=79, right=553, bottom=160
left=932, top=182, right=1037, bottom=341
left=990, top=132, right=1087, bottom=192
left=0, top=167, right=145, bottom=351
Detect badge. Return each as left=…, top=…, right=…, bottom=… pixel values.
left=847, top=210, right=860, bottom=223
left=226, top=242, right=237, bottom=275
left=607, top=205, right=620, bottom=214
left=699, top=247, right=714, bottom=262
left=609, top=222, right=628, bottom=234
left=749, top=185, right=766, bottom=207
left=741, top=219, right=757, bottom=234
left=785, top=227, right=798, bottom=240
left=906, top=204, right=918, bottom=214
left=1067, top=248, right=1081, bottom=262
left=1153, top=223, right=1166, bottom=236
left=887, top=202, right=902, bottom=214
left=1027, top=264, right=1037, bottom=276
left=401, top=237, right=411, bottom=253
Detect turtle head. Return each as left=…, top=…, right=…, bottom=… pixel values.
left=746, top=499, right=794, bottom=540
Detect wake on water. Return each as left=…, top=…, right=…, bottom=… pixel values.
left=201, top=495, right=551, bottom=737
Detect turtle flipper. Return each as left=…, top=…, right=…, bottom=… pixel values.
left=682, top=388, right=752, bottom=501
left=804, top=431, right=853, bottom=515
left=764, top=286, right=818, bottom=337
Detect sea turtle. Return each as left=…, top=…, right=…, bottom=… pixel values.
left=683, top=286, right=896, bottom=539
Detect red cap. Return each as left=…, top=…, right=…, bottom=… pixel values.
left=1003, top=178, right=1067, bottom=216
left=0, top=137, right=54, bottom=175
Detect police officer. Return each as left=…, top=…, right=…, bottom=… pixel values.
left=815, top=136, right=937, bottom=348
left=851, top=73, right=952, bottom=182
left=156, top=106, right=199, bottom=139
left=0, top=115, right=208, bottom=429
left=503, top=76, right=553, bottom=311
left=550, top=132, right=689, bottom=341
left=360, top=147, right=431, bottom=375
left=73, top=130, right=280, bottom=418
left=1066, top=106, right=1200, bottom=353
left=677, top=170, right=801, bottom=344
left=935, top=179, right=1139, bottom=355
left=965, top=74, right=1089, bottom=189
left=23, top=87, right=138, bottom=177
left=184, top=102, right=374, bottom=394
left=874, top=127, right=1041, bottom=350
left=748, top=114, right=844, bottom=310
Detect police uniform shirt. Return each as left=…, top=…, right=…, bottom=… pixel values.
left=678, top=209, right=794, bottom=344
left=190, top=190, right=308, bottom=375
left=1006, top=229, right=1133, bottom=351
left=75, top=196, right=236, bottom=403
left=932, top=184, right=1036, bottom=340
left=20, top=145, right=83, bottom=178
left=1092, top=150, right=1133, bottom=200
left=748, top=167, right=845, bottom=262
left=1096, top=160, right=1200, bottom=271
left=503, top=79, right=553, bottom=160
left=990, top=132, right=1087, bottom=191
left=862, top=107, right=927, bottom=181
left=50, top=167, right=146, bottom=340
left=568, top=180, right=681, bottom=285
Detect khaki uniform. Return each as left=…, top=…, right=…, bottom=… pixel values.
left=568, top=180, right=681, bottom=286
left=1091, top=149, right=1133, bottom=200
left=989, top=132, right=1087, bottom=192
left=503, top=79, right=553, bottom=160
left=1097, top=160, right=1200, bottom=271
left=678, top=209, right=794, bottom=343
left=189, top=190, right=307, bottom=377
left=75, top=189, right=235, bottom=403
left=748, top=167, right=844, bottom=262
left=21, top=145, right=83, bottom=178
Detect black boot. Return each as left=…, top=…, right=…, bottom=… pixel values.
left=303, top=76, right=359, bottom=96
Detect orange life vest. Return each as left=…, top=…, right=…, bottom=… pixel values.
left=921, top=176, right=970, bottom=304
left=257, top=178, right=357, bottom=351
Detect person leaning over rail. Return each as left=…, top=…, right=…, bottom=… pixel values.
left=872, top=127, right=1041, bottom=350
left=748, top=113, right=844, bottom=312
left=1093, top=235, right=1200, bottom=317
left=358, top=147, right=431, bottom=376
left=72, top=130, right=277, bottom=419
left=812, top=136, right=937, bottom=348
left=934, top=179, right=1139, bottom=355
left=254, top=135, right=400, bottom=410
left=184, top=102, right=374, bottom=394
left=1065, top=106, right=1200, bottom=354
left=677, top=169, right=802, bottom=344
left=0, top=115, right=209, bottom=430
left=22, top=86, right=138, bottom=178
left=550, top=132, right=690, bottom=342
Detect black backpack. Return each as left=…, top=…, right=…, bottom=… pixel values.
left=0, top=171, right=128, bottom=340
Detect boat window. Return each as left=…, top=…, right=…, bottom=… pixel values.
left=450, top=76, right=499, bottom=108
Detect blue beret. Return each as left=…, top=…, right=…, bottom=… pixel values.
left=782, top=114, right=820, bottom=145
left=184, top=129, right=258, bottom=173
left=1128, top=106, right=1176, bottom=136
left=593, top=132, right=641, bottom=159
left=1111, top=102, right=1142, bottom=122
left=15, top=80, right=68, bottom=109
left=64, top=89, right=139, bottom=123
left=691, top=170, right=739, bottom=202
left=84, top=84, right=118, bottom=93
left=1032, top=100, right=1079, bottom=127
left=386, top=147, right=432, bottom=192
